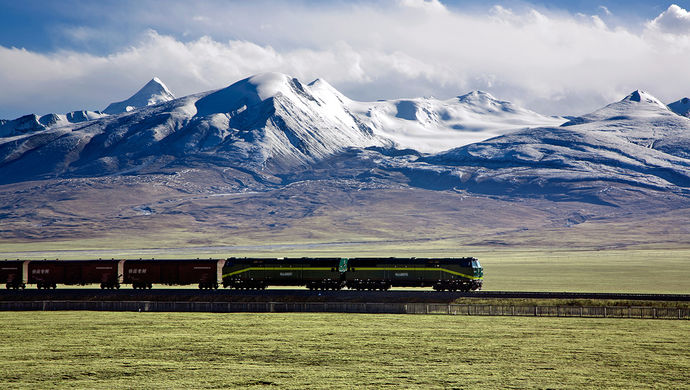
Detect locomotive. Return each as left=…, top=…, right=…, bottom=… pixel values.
left=1, top=257, right=483, bottom=291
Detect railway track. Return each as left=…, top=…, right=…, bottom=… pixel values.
left=1, top=289, right=688, bottom=303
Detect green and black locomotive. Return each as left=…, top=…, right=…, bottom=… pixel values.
left=222, top=257, right=483, bottom=291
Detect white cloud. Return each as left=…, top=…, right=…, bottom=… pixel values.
left=398, top=0, right=447, bottom=13
left=2, top=2, right=690, bottom=118
left=647, top=4, right=690, bottom=35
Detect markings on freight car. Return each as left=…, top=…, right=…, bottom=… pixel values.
left=280, top=272, right=293, bottom=276
left=95, top=267, right=112, bottom=270
left=394, top=273, right=409, bottom=277
left=1, top=267, right=17, bottom=270
left=193, top=267, right=212, bottom=270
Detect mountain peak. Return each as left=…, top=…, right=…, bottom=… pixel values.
left=194, top=72, right=319, bottom=117
left=668, top=97, right=690, bottom=117
left=141, top=77, right=174, bottom=98
left=457, top=90, right=498, bottom=102
left=621, top=90, right=666, bottom=108
left=103, top=77, right=175, bottom=114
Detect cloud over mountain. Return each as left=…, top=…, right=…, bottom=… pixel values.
left=3, top=2, right=690, bottom=120
left=647, top=4, right=690, bottom=35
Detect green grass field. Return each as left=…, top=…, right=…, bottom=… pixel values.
left=0, top=312, right=688, bottom=389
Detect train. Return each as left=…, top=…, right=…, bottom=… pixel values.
left=0, top=257, right=483, bottom=292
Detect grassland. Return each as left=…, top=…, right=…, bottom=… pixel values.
left=0, top=312, right=688, bottom=389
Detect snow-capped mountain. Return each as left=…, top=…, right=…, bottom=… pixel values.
left=103, top=77, right=175, bottom=114
left=350, top=90, right=565, bottom=153
left=0, top=77, right=176, bottom=137
left=416, top=90, right=690, bottom=199
left=668, top=97, right=690, bottom=117
left=1, top=73, right=690, bottom=207
left=0, top=72, right=567, bottom=183
left=0, top=73, right=386, bottom=183
left=0, top=111, right=107, bottom=137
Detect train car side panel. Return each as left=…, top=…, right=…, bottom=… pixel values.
left=0, top=261, right=26, bottom=289
left=28, top=261, right=65, bottom=289
left=123, top=260, right=161, bottom=289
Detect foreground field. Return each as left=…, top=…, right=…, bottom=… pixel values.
left=0, top=312, right=688, bottom=389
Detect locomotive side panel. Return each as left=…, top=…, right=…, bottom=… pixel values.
left=345, top=257, right=483, bottom=290
left=222, top=258, right=286, bottom=289
left=296, top=258, right=340, bottom=282
left=297, top=258, right=344, bottom=289
left=252, top=259, right=301, bottom=286
left=433, top=257, right=483, bottom=291
left=345, top=258, right=392, bottom=290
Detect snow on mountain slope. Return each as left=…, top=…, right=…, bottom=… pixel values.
left=561, top=90, right=690, bottom=159
left=180, top=72, right=386, bottom=167
left=668, top=97, right=690, bottom=117
left=416, top=90, right=690, bottom=198
left=0, top=110, right=108, bottom=138
left=348, top=90, right=565, bottom=153
left=0, top=73, right=385, bottom=183
left=103, top=77, right=175, bottom=115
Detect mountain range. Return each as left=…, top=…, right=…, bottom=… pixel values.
left=1, top=73, right=689, bottom=252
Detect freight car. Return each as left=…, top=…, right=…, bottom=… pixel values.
left=1, top=260, right=27, bottom=289
left=28, top=260, right=122, bottom=289
left=222, top=257, right=483, bottom=291
left=1, top=259, right=225, bottom=290
left=124, top=259, right=224, bottom=289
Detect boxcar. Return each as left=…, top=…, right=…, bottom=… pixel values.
left=123, top=259, right=223, bottom=289
left=1, top=260, right=27, bottom=289
left=28, top=260, right=122, bottom=289
left=346, top=257, right=483, bottom=291
left=222, top=257, right=346, bottom=290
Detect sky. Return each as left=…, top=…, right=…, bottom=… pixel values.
left=2, top=0, right=690, bottom=119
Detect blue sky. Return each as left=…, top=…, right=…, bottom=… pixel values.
left=0, top=0, right=685, bottom=52
left=2, top=0, right=690, bottom=118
